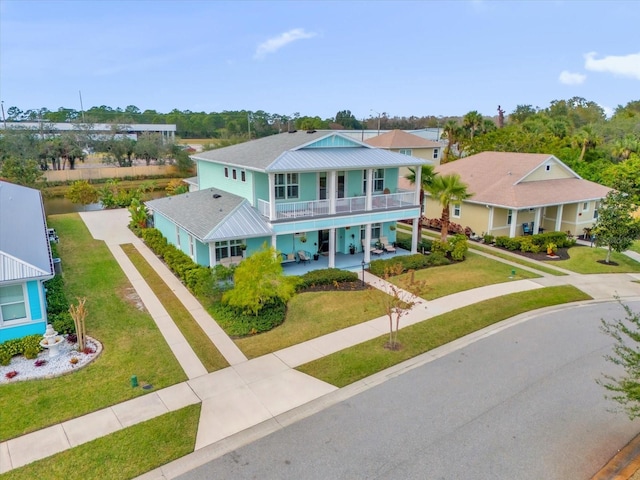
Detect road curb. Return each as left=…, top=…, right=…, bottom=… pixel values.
left=591, top=430, right=640, bottom=479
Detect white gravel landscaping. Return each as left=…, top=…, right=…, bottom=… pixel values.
left=0, top=336, right=101, bottom=384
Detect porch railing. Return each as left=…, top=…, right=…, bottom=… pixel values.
left=258, top=191, right=415, bottom=220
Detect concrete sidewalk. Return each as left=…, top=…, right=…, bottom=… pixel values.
left=2, top=209, right=640, bottom=477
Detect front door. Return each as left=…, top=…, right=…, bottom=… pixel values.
left=318, top=229, right=330, bottom=253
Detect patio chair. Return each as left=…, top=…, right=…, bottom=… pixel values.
left=298, top=250, right=311, bottom=264
left=522, top=223, right=532, bottom=235
left=362, top=239, right=383, bottom=256
left=379, top=236, right=396, bottom=254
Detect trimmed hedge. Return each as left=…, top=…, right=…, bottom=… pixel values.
left=209, top=299, right=287, bottom=337
left=296, top=268, right=358, bottom=291
left=395, top=237, right=433, bottom=253
left=369, top=252, right=450, bottom=276
left=495, top=231, right=576, bottom=252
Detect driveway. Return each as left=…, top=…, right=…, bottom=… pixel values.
left=175, top=301, right=640, bottom=480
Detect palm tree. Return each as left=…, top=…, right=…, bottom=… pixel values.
left=427, top=173, right=472, bottom=242
left=405, top=164, right=436, bottom=236
left=571, top=125, right=602, bottom=161
left=612, top=135, right=639, bottom=161
left=463, top=110, right=483, bottom=140
left=442, top=120, right=461, bottom=162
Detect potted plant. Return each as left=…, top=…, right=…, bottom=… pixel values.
left=300, top=235, right=307, bottom=243
left=313, top=242, right=319, bottom=261
left=546, top=242, right=557, bottom=256
left=349, top=243, right=356, bottom=255
left=389, top=225, right=396, bottom=231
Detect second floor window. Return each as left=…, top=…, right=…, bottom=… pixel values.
left=399, top=149, right=412, bottom=156
left=275, top=173, right=299, bottom=199
left=453, top=203, right=461, bottom=217
left=374, top=169, right=384, bottom=192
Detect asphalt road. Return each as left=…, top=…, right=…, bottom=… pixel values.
left=177, top=301, right=640, bottom=480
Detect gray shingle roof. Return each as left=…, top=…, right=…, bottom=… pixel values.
left=191, top=130, right=429, bottom=172
left=145, top=188, right=272, bottom=242
left=0, top=181, right=53, bottom=282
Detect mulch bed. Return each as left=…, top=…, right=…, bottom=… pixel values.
left=299, top=281, right=368, bottom=293
left=487, top=245, right=574, bottom=262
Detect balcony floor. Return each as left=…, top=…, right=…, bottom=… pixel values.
left=281, top=247, right=413, bottom=276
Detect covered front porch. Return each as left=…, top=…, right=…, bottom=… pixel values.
left=279, top=247, right=413, bottom=276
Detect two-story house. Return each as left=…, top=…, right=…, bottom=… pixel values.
left=145, top=131, right=429, bottom=269
left=0, top=181, right=55, bottom=342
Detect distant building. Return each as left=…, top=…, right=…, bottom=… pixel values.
left=0, top=122, right=176, bottom=142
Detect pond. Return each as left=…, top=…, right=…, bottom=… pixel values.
left=44, top=191, right=166, bottom=216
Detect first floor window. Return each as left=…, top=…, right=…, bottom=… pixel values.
left=582, top=202, right=589, bottom=212
left=371, top=223, right=381, bottom=240
left=0, top=284, right=27, bottom=322
left=507, top=209, right=513, bottom=225
left=433, top=148, right=439, bottom=160
left=216, top=240, right=243, bottom=260
left=453, top=203, right=461, bottom=217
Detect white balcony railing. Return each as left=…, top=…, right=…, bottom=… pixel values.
left=258, top=191, right=415, bottom=221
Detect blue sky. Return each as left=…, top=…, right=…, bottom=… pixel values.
left=1, top=0, right=639, bottom=120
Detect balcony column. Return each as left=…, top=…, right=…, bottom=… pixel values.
left=411, top=218, right=419, bottom=253
left=364, top=224, right=372, bottom=263
left=414, top=165, right=422, bottom=205
left=328, top=227, right=336, bottom=268
left=366, top=168, right=373, bottom=211
left=329, top=171, right=336, bottom=214
left=268, top=173, right=276, bottom=220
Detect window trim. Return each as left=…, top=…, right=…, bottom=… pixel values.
left=275, top=173, right=299, bottom=200
left=0, top=283, right=28, bottom=324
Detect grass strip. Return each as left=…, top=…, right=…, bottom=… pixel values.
left=121, top=244, right=229, bottom=372
left=0, top=214, right=186, bottom=441
left=387, top=251, right=540, bottom=300
left=1, top=405, right=200, bottom=480
left=297, top=285, right=591, bottom=387
left=552, top=246, right=640, bottom=274
left=235, top=289, right=391, bottom=359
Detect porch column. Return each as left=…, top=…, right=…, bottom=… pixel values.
left=328, top=227, right=336, bottom=268
left=486, top=206, right=494, bottom=235
left=535, top=208, right=543, bottom=233
left=208, top=243, right=216, bottom=267
left=329, top=170, right=337, bottom=214
left=366, top=168, right=373, bottom=211
left=555, top=204, right=563, bottom=231
left=509, top=210, right=518, bottom=237
left=411, top=217, right=419, bottom=253
left=414, top=165, right=422, bottom=205
left=268, top=173, right=276, bottom=220
left=364, top=224, right=372, bottom=263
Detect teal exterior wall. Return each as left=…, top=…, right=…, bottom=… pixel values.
left=386, top=168, right=399, bottom=192
left=154, top=212, right=177, bottom=244
left=26, top=280, right=43, bottom=321
left=346, top=170, right=364, bottom=197
left=195, top=239, right=209, bottom=266
left=254, top=171, right=269, bottom=204
left=198, top=161, right=253, bottom=203
left=246, top=236, right=271, bottom=255
left=306, top=136, right=361, bottom=148
left=0, top=320, right=46, bottom=343
left=0, top=279, right=48, bottom=342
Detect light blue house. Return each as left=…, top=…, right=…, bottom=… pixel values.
left=0, top=181, right=55, bottom=342
left=146, top=131, right=428, bottom=269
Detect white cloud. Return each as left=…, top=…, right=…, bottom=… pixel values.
left=559, top=70, right=586, bottom=85
left=254, top=28, right=317, bottom=60
left=584, top=52, right=640, bottom=80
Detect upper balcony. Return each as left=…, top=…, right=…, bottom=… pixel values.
left=257, top=191, right=416, bottom=221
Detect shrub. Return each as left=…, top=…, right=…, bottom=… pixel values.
left=0, top=334, right=43, bottom=365
left=44, top=275, right=69, bottom=316
left=369, top=254, right=445, bottom=277
left=449, top=234, right=469, bottom=261
left=50, top=312, right=75, bottom=334
left=210, top=299, right=287, bottom=336
left=297, top=268, right=358, bottom=291
left=483, top=234, right=495, bottom=244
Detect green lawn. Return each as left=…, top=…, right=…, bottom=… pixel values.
left=388, top=251, right=540, bottom=300
left=552, top=246, right=640, bottom=274
left=298, top=285, right=591, bottom=387
left=121, top=244, right=229, bottom=372
left=0, top=214, right=186, bottom=441
left=629, top=240, right=640, bottom=255
left=2, top=405, right=200, bottom=480
left=235, top=289, right=390, bottom=358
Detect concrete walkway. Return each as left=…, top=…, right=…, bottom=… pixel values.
left=2, top=209, right=640, bottom=477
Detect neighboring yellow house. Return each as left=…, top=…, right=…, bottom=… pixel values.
left=423, top=151, right=612, bottom=238
left=365, top=130, right=442, bottom=167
